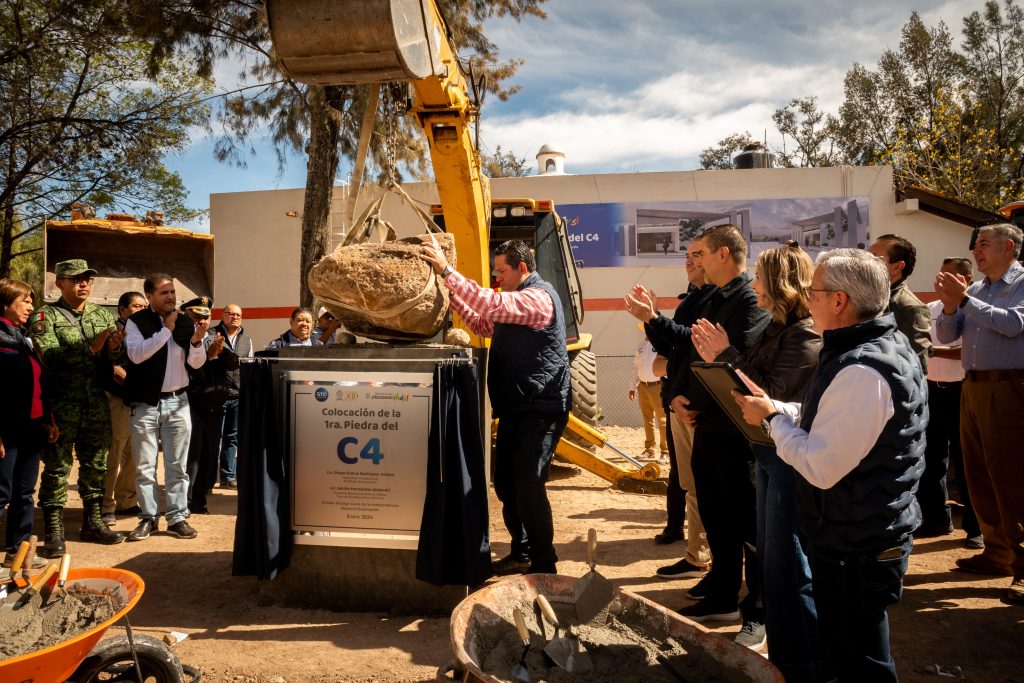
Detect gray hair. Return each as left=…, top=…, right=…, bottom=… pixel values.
left=977, top=223, right=1023, bottom=258
left=816, top=248, right=890, bottom=320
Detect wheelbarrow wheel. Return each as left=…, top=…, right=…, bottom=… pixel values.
left=70, top=634, right=188, bottom=683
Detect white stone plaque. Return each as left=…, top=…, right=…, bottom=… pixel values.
left=287, top=370, right=432, bottom=548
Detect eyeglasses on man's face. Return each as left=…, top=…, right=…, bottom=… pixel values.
left=58, top=275, right=93, bottom=284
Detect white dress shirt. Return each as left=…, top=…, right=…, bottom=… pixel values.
left=630, top=338, right=662, bottom=391
left=768, top=364, right=895, bottom=490
left=927, top=300, right=965, bottom=382
left=125, top=317, right=206, bottom=393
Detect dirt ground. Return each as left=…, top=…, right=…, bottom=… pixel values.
left=26, top=426, right=1023, bottom=683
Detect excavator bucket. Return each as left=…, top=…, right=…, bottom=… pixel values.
left=264, top=0, right=446, bottom=86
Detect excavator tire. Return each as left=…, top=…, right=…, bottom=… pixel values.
left=562, top=348, right=602, bottom=455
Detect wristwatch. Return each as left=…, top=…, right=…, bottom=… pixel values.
left=440, top=265, right=454, bottom=278
left=958, top=295, right=970, bottom=308
left=760, top=411, right=781, bottom=437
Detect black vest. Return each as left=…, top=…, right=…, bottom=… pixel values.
left=487, top=273, right=571, bottom=418
left=796, top=314, right=926, bottom=554
left=125, top=308, right=191, bottom=406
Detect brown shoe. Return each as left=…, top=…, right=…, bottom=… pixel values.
left=1007, top=577, right=1024, bottom=605
left=955, top=554, right=1013, bottom=576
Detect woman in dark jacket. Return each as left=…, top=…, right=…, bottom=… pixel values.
left=692, top=243, right=830, bottom=682
left=0, top=278, right=58, bottom=566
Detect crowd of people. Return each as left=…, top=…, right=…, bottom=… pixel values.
left=0, top=263, right=253, bottom=561
left=1, top=224, right=1021, bottom=681
left=622, top=223, right=1023, bottom=682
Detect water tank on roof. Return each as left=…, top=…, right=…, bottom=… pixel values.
left=733, top=142, right=775, bottom=169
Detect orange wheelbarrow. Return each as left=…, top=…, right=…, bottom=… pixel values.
left=0, top=567, right=195, bottom=683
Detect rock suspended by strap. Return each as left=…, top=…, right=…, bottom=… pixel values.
left=308, top=233, right=456, bottom=342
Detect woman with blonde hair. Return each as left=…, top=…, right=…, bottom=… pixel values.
left=692, top=242, right=830, bottom=681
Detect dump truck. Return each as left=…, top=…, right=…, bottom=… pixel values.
left=43, top=206, right=214, bottom=308
left=264, top=0, right=663, bottom=494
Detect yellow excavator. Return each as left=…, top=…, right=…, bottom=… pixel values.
left=264, top=0, right=664, bottom=494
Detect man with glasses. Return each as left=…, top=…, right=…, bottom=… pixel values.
left=30, top=259, right=127, bottom=556
left=734, top=248, right=926, bottom=682
left=212, top=304, right=253, bottom=488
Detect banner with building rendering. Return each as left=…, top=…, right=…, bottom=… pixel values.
left=562, top=197, right=871, bottom=268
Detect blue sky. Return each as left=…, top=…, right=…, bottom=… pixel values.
left=165, top=0, right=982, bottom=230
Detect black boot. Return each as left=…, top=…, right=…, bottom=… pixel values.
left=39, top=506, right=66, bottom=559
left=80, top=499, right=127, bottom=545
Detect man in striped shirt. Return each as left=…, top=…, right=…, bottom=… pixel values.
left=420, top=239, right=571, bottom=575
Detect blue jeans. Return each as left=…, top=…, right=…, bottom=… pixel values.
left=0, top=423, right=44, bottom=552
left=755, top=446, right=832, bottom=683
left=129, top=394, right=192, bottom=525
left=219, top=398, right=239, bottom=484
left=808, top=537, right=912, bottom=683
left=493, top=411, right=568, bottom=573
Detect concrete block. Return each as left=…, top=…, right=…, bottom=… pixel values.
left=259, top=544, right=467, bottom=615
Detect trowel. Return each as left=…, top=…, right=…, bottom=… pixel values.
left=13, top=562, right=58, bottom=610
left=573, top=528, right=614, bottom=623
left=511, top=608, right=530, bottom=682
left=0, top=539, right=30, bottom=601
left=56, top=554, right=71, bottom=602
left=535, top=594, right=592, bottom=673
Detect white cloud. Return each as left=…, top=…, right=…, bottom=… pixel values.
left=478, top=0, right=991, bottom=173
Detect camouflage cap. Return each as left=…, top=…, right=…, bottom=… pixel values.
left=54, top=259, right=97, bottom=278
left=181, top=295, right=213, bottom=317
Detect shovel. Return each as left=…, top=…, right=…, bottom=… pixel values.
left=536, top=594, right=592, bottom=673
left=13, top=562, right=58, bottom=610
left=573, top=528, right=614, bottom=624
left=511, top=608, right=530, bottom=682
left=0, top=539, right=30, bottom=601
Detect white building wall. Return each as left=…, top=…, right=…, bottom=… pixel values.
left=210, top=165, right=976, bottom=355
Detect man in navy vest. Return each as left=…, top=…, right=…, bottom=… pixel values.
left=734, top=248, right=927, bottom=683
left=420, top=239, right=570, bottom=575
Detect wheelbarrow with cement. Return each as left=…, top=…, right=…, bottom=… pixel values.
left=0, top=567, right=196, bottom=683
left=437, top=573, right=785, bottom=682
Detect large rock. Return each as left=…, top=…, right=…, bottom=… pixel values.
left=308, top=233, right=456, bottom=342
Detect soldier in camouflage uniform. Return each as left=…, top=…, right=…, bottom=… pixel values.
left=30, top=259, right=126, bottom=557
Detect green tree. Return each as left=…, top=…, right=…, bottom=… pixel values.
left=0, top=0, right=210, bottom=278
left=772, top=97, right=844, bottom=167
left=130, top=0, right=546, bottom=306
left=698, top=131, right=757, bottom=170
left=483, top=145, right=530, bottom=177
left=961, top=0, right=1024, bottom=199
left=838, top=12, right=964, bottom=164
left=884, top=88, right=1016, bottom=209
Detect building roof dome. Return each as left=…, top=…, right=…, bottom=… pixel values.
left=536, top=143, right=565, bottom=157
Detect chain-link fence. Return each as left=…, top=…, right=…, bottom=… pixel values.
left=594, top=354, right=652, bottom=428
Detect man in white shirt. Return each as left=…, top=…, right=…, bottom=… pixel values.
left=629, top=333, right=668, bottom=459
left=123, top=274, right=207, bottom=541
left=733, top=248, right=926, bottom=683
left=919, top=257, right=981, bottom=546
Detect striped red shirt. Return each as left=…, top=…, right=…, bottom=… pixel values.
left=443, top=271, right=554, bottom=338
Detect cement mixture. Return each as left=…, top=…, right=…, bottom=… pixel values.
left=0, top=585, right=121, bottom=661
left=473, top=598, right=752, bottom=683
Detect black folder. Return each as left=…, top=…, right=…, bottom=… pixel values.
left=690, top=362, right=775, bottom=446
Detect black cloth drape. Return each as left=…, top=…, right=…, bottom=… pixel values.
left=232, top=357, right=292, bottom=579
left=416, top=362, right=492, bottom=586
